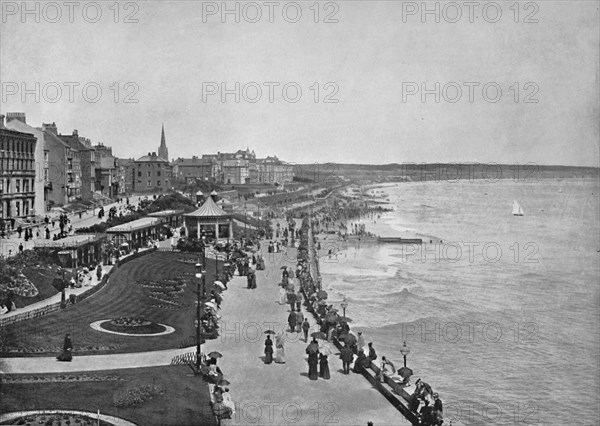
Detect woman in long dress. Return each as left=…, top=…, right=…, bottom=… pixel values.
left=278, top=285, right=287, bottom=305
left=264, top=335, right=273, bottom=364
left=275, top=333, right=286, bottom=363
left=308, top=353, right=319, bottom=380
left=319, top=353, right=331, bottom=380
left=57, top=333, right=73, bottom=362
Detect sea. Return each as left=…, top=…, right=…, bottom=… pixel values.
left=318, top=178, right=599, bottom=425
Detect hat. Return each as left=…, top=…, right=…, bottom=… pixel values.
left=358, top=331, right=362, bottom=335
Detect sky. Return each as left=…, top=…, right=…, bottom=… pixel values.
left=1, top=0, right=599, bottom=166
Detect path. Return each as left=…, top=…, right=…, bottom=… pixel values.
left=201, top=240, right=405, bottom=426
left=0, top=345, right=196, bottom=374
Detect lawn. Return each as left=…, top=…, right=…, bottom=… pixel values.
left=0, top=252, right=224, bottom=357
left=0, top=365, right=217, bottom=426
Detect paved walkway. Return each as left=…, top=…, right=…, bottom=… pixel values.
left=1, top=346, right=196, bottom=374
left=202, top=241, right=404, bottom=425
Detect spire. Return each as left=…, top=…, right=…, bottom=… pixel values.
left=158, top=122, right=169, bottom=161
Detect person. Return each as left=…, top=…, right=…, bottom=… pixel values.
left=57, top=333, right=73, bottom=361
left=380, top=356, right=396, bottom=378
left=357, top=331, right=365, bottom=353
left=340, top=343, right=354, bottom=374
left=353, top=349, right=368, bottom=373
left=302, top=318, right=310, bottom=342
left=307, top=351, right=319, bottom=380
left=18, top=243, right=23, bottom=253
left=264, top=335, right=273, bottom=364
left=288, top=310, right=297, bottom=332
left=275, top=333, right=286, bottom=364
left=207, top=358, right=223, bottom=383
left=367, top=342, right=377, bottom=362
left=278, top=284, right=287, bottom=305
left=294, top=309, right=304, bottom=333
left=319, top=353, right=331, bottom=380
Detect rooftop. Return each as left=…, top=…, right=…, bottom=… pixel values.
left=106, top=217, right=160, bottom=233
left=34, top=234, right=105, bottom=248
left=184, top=196, right=230, bottom=218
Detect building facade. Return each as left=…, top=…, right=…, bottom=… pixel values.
left=0, top=114, right=37, bottom=219
left=127, top=152, right=172, bottom=193
left=5, top=112, right=47, bottom=215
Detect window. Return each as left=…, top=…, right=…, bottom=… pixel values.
left=138, top=171, right=142, bottom=177
left=15, top=179, right=20, bottom=193
left=147, top=171, right=151, bottom=177
left=147, top=180, right=152, bottom=187
left=157, top=180, right=161, bottom=186
left=157, top=171, right=161, bottom=177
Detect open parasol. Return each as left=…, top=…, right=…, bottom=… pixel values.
left=317, top=290, right=328, bottom=300
left=214, top=281, right=226, bottom=290
left=398, top=366, right=414, bottom=379
left=216, top=378, right=230, bottom=386
left=207, top=351, right=223, bottom=359
left=204, top=301, right=218, bottom=310
left=311, top=331, right=327, bottom=340
left=264, top=330, right=276, bottom=335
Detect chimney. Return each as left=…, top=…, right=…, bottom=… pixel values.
left=0, top=114, right=4, bottom=128
left=73, top=129, right=78, bottom=136
left=6, top=112, right=26, bottom=124
left=42, top=122, right=58, bottom=135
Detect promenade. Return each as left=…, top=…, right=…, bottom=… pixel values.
left=202, top=243, right=404, bottom=426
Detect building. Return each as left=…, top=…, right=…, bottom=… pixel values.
left=127, top=152, right=172, bottom=193
left=0, top=114, right=37, bottom=219
left=221, top=159, right=250, bottom=184
left=58, top=129, right=94, bottom=201
left=4, top=112, right=47, bottom=215
left=173, top=156, right=220, bottom=183
left=41, top=122, right=81, bottom=205
left=250, top=156, right=295, bottom=184
left=93, top=143, right=118, bottom=197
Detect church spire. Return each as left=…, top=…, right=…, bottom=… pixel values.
left=158, top=122, right=169, bottom=161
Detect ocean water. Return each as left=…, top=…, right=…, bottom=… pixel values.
left=319, top=179, right=599, bottom=425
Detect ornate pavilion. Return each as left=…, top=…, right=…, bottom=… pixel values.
left=182, top=196, right=233, bottom=241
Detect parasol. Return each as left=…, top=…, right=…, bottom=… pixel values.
left=204, top=301, right=218, bottom=310
left=214, top=281, right=226, bottom=290
left=317, top=290, right=328, bottom=300
left=208, top=351, right=223, bottom=359
left=216, top=378, right=230, bottom=386
left=264, top=330, right=276, bottom=335
left=398, top=366, right=413, bottom=379
left=338, top=316, right=353, bottom=323
left=318, top=344, right=333, bottom=355
left=311, top=331, right=327, bottom=340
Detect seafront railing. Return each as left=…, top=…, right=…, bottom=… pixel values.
left=302, top=215, right=422, bottom=426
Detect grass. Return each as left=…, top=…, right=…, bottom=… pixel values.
left=0, top=366, right=217, bottom=426
left=0, top=252, right=222, bottom=357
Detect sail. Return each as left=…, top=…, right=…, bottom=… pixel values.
left=513, top=200, right=523, bottom=216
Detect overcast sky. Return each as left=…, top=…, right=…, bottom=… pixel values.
left=1, top=1, right=598, bottom=166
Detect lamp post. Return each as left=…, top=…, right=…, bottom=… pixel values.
left=399, top=340, right=411, bottom=368
left=340, top=297, right=348, bottom=318
left=195, top=260, right=205, bottom=368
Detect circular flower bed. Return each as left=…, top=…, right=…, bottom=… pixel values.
left=99, top=317, right=165, bottom=335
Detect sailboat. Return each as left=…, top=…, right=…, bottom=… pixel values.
left=512, top=200, right=524, bottom=216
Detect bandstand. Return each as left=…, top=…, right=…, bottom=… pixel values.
left=183, top=196, right=233, bottom=241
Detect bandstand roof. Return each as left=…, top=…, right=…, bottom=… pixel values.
left=184, top=196, right=230, bottom=218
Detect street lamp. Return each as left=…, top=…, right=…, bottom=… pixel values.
left=195, top=260, right=205, bottom=368
left=399, top=340, right=411, bottom=368
left=340, top=297, right=348, bottom=318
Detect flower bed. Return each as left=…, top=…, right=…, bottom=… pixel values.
left=99, top=317, right=166, bottom=335
left=114, top=383, right=166, bottom=408
left=0, top=413, right=114, bottom=425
